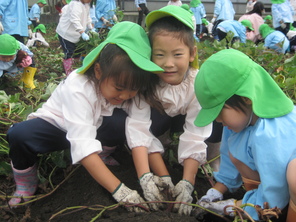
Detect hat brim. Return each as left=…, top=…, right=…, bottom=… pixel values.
left=194, top=102, right=224, bottom=127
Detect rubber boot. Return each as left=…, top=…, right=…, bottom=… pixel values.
left=287, top=199, right=296, bottom=222
left=21, top=67, right=37, bottom=89
left=99, top=146, right=119, bottom=166
left=9, top=164, right=39, bottom=206
left=63, top=58, right=73, bottom=76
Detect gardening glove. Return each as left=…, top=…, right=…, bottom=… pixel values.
left=172, top=179, right=194, bottom=215
left=198, top=188, right=223, bottom=203
left=28, top=28, right=33, bottom=39
left=157, top=176, right=175, bottom=193
left=0, top=21, right=3, bottom=34
left=280, top=21, right=286, bottom=29
left=90, top=28, right=97, bottom=33
left=198, top=198, right=237, bottom=216
left=36, top=18, right=40, bottom=23
left=139, top=172, right=164, bottom=211
left=112, top=14, right=118, bottom=23
left=112, top=183, right=148, bottom=213
left=81, top=32, right=90, bottom=41
left=211, top=16, right=217, bottom=24
left=19, top=56, right=32, bottom=68
left=102, top=17, right=110, bottom=25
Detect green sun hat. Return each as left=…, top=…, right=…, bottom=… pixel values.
left=66, top=0, right=71, bottom=3
left=77, top=21, right=163, bottom=74
left=259, top=24, right=275, bottom=38
left=194, top=49, right=293, bottom=127
left=37, top=0, right=47, bottom=4
left=145, top=4, right=194, bottom=30
left=33, top=24, right=46, bottom=33
left=202, top=18, right=208, bottom=25
left=240, top=19, right=254, bottom=31
left=270, top=0, right=285, bottom=3
left=0, top=34, right=20, bottom=56
left=264, top=15, right=272, bottom=21
left=190, top=0, right=201, bottom=8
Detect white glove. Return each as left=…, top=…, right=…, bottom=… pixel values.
left=81, top=32, right=90, bottom=41
left=198, top=188, right=223, bottom=203
left=36, top=18, right=40, bottom=23
left=28, top=28, right=33, bottom=39
left=90, top=28, right=97, bottom=33
left=102, top=18, right=110, bottom=25
left=112, top=14, right=118, bottom=23
left=139, top=172, right=165, bottom=211
left=153, top=175, right=175, bottom=200
left=0, top=21, right=3, bottom=34
left=112, top=183, right=148, bottom=212
left=198, top=198, right=237, bottom=216
left=211, top=16, right=216, bottom=24
left=172, top=180, right=194, bottom=215
left=280, top=21, right=286, bottom=29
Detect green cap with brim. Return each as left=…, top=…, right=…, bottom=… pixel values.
left=37, top=0, right=47, bottom=4
left=202, top=18, right=208, bottom=25
left=66, top=0, right=71, bottom=3
left=0, top=34, right=20, bottom=56
left=259, top=24, right=275, bottom=38
left=270, top=0, right=285, bottom=3
left=194, top=49, right=293, bottom=127
left=240, top=19, right=254, bottom=31
left=264, top=15, right=272, bottom=21
left=77, top=21, right=163, bottom=74
left=33, top=24, right=46, bottom=33
left=146, top=5, right=194, bottom=31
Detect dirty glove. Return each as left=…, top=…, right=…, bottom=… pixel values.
left=172, top=179, right=194, bottom=215
left=153, top=175, right=175, bottom=201
left=102, top=18, right=110, bottom=25
left=0, top=21, right=3, bottom=34
left=28, top=28, right=33, bottom=39
left=139, top=172, right=164, bottom=211
left=112, top=183, right=148, bottom=213
left=198, top=198, right=237, bottom=216
left=198, top=188, right=223, bottom=203
left=280, top=21, right=286, bottom=29
left=19, top=56, right=32, bottom=68
left=112, top=14, right=118, bottom=23
left=211, top=16, right=216, bottom=24
left=81, top=32, right=89, bottom=41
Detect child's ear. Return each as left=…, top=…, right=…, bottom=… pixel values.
left=189, top=45, right=197, bottom=63
left=94, top=63, right=102, bottom=80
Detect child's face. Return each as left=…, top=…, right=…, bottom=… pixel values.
left=0, top=55, right=15, bottom=62
left=94, top=64, right=138, bottom=105
left=215, top=104, right=255, bottom=133
left=151, top=33, right=195, bottom=85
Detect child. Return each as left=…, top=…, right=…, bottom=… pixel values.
left=190, top=0, right=206, bottom=38
left=194, top=48, right=296, bottom=221
left=0, top=34, right=36, bottom=89
left=135, top=0, right=150, bottom=26
left=26, top=24, right=49, bottom=48
left=259, top=23, right=290, bottom=53
left=143, top=5, right=222, bottom=215
left=56, top=0, right=94, bottom=76
left=271, top=0, right=294, bottom=35
left=29, top=0, right=47, bottom=28
left=94, top=0, right=117, bottom=30
left=6, top=21, right=165, bottom=211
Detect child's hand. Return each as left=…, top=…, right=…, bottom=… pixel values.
left=0, top=21, right=3, bottom=34
left=172, top=179, right=194, bottom=215
left=81, top=32, right=90, bottom=41
left=18, top=55, right=32, bottom=68
left=112, top=183, right=148, bottom=212
left=139, top=172, right=165, bottom=211
left=198, top=198, right=237, bottom=216
left=198, top=188, right=223, bottom=203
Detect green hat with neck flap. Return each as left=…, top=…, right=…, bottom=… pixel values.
left=190, top=0, right=201, bottom=7
left=0, top=34, right=20, bottom=56
left=259, top=24, right=275, bottom=38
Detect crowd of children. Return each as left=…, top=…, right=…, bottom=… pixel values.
left=1, top=1, right=296, bottom=222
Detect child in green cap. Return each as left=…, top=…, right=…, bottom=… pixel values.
left=137, top=4, right=222, bottom=215
left=6, top=21, right=167, bottom=211
left=29, top=0, right=47, bottom=28
left=194, top=49, right=296, bottom=221
left=26, top=24, right=49, bottom=48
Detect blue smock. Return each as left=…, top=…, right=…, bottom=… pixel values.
left=213, top=0, right=235, bottom=21
left=264, top=30, right=290, bottom=53
left=272, top=0, right=294, bottom=28
left=217, top=20, right=247, bottom=43
left=0, top=0, right=30, bottom=36
left=214, top=106, right=296, bottom=220
left=29, top=3, right=41, bottom=21
left=94, top=0, right=116, bottom=29
left=190, top=4, right=206, bottom=25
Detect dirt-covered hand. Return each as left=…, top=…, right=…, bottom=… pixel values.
left=172, top=180, right=194, bottom=215
left=102, top=18, right=110, bottom=25
left=198, top=198, right=237, bottom=216
left=139, top=172, right=164, bottom=211
left=198, top=188, right=223, bottom=203
left=154, top=175, right=174, bottom=193
left=112, top=183, right=148, bottom=213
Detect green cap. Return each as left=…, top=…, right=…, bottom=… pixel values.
left=202, top=18, right=208, bottom=25
left=194, top=49, right=293, bottom=127
left=240, top=19, right=254, bottom=31
left=37, top=0, right=47, bottom=4
left=270, top=0, right=285, bottom=3
left=77, top=21, right=163, bottom=74
left=66, top=0, right=71, bottom=3
left=33, top=24, right=46, bottom=33
left=146, top=4, right=194, bottom=30
left=259, top=24, right=275, bottom=38
left=190, top=0, right=201, bottom=7
left=0, top=34, right=20, bottom=56
left=264, top=15, right=272, bottom=21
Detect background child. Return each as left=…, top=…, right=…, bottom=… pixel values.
left=259, top=23, right=290, bottom=53
left=271, top=0, right=294, bottom=35
left=135, top=0, right=150, bottom=26
left=29, top=0, right=47, bottom=28
left=194, top=49, right=296, bottom=221
left=190, top=0, right=206, bottom=38
left=94, top=0, right=117, bottom=31
left=26, top=24, right=49, bottom=48
left=6, top=21, right=165, bottom=212
left=56, top=0, right=94, bottom=76
left=144, top=5, right=222, bottom=215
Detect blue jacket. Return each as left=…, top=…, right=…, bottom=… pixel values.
left=264, top=30, right=290, bottom=53
left=214, top=0, right=235, bottom=21
left=0, top=0, right=30, bottom=36
left=190, top=4, right=206, bottom=25
left=217, top=20, right=247, bottom=43
left=94, top=0, right=116, bottom=29
left=29, top=3, right=41, bottom=21
left=272, top=0, right=294, bottom=28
